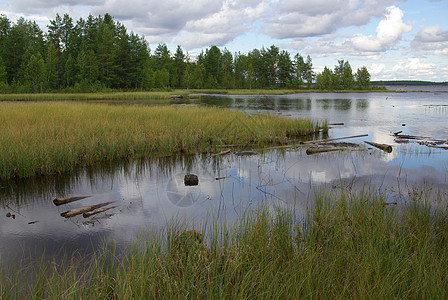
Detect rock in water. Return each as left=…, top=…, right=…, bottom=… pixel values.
left=184, top=174, right=199, bottom=186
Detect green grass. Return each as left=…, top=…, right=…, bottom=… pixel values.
left=2, top=189, right=447, bottom=298
left=0, top=88, right=393, bottom=101
left=0, top=91, right=192, bottom=101
left=0, top=102, right=325, bottom=180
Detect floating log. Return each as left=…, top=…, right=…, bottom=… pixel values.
left=170, top=94, right=185, bottom=99
left=53, top=196, right=91, bottom=206
left=60, top=201, right=116, bottom=218
left=306, top=148, right=345, bottom=155
left=302, top=134, right=368, bottom=144
left=211, top=149, right=231, bottom=157
left=329, top=123, right=345, bottom=126
left=364, top=141, right=393, bottom=153
left=216, top=176, right=231, bottom=181
left=83, top=206, right=117, bottom=218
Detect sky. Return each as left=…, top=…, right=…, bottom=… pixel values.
left=1, top=0, right=447, bottom=81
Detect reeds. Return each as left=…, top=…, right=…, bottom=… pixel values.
left=0, top=91, right=191, bottom=101
left=2, top=189, right=447, bottom=298
left=0, top=102, right=325, bottom=180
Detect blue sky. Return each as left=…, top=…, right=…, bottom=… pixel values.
left=1, top=0, right=447, bottom=81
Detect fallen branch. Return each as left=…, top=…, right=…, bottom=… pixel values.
left=306, top=148, right=345, bottom=155
left=329, top=123, right=344, bottom=126
left=61, top=201, right=116, bottom=218
left=364, top=141, right=393, bottom=153
left=53, top=196, right=91, bottom=206
left=83, top=206, right=117, bottom=218
left=216, top=176, right=231, bottom=181
left=211, top=149, right=231, bottom=157
left=302, top=134, right=368, bottom=144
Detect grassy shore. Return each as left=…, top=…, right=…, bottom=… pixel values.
left=0, top=91, right=193, bottom=101
left=0, top=88, right=393, bottom=101
left=2, top=190, right=447, bottom=298
left=0, top=102, right=326, bottom=180
left=193, top=88, right=392, bottom=95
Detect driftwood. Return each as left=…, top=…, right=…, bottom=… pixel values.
left=306, top=148, right=345, bottom=155
left=60, top=201, right=116, bottom=218
left=53, top=196, right=91, bottom=206
left=211, top=149, right=231, bottom=157
left=302, top=134, right=368, bottom=144
left=329, top=123, right=345, bottom=126
left=234, top=151, right=258, bottom=156
left=364, top=141, right=393, bottom=153
left=83, top=206, right=117, bottom=218
left=216, top=176, right=231, bottom=181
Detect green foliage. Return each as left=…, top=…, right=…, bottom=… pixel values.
left=0, top=13, right=375, bottom=93
left=355, top=66, right=371, bottom=89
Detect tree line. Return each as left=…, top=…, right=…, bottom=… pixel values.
left=0, top=13, right=371, bottom=93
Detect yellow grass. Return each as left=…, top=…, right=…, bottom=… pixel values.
left=0, top=102, right=325, bottom=180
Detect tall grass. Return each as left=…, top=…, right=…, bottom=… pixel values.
left=0, top=91, right=191, bottom=101
left=0, top=102, right=324, bottom=180
left=2, top=190, right=447, bottom=298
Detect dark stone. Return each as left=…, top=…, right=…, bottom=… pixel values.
left=184, top=174, right=199, bottom=186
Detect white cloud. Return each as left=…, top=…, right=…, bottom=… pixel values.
left=268, top=0, right=400, bottom=39
left=370, top=63, right=386, bottom=75
left=412, top=24, right=448, bottom=55
left=177, top=0, right=269, bottom=49
left=351, top=6, right=411, bottom=52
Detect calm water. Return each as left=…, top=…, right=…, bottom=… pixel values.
left=1, top=87, right=447, bottom=266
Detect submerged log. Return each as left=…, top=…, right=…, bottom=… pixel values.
left=233, top=151, right=258, bottom=156
left=306, top=148, right=345, bottom=155
left=82, top=206, right=117, bottom=218
left=211, top=149, right=231, bottom=157
left=364, top=141, right=393, bottom=153
left=53, top=196, right=91, bottom=206
left=302, top=134, right=368, bottom=145
left=60, top=201, right=116, bottom=218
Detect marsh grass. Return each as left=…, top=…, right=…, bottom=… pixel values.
left=0, top=91, right=191, bottom=102
left=0, top=102, right=324, bottom=180
left=2, top=190, right=448, bottom=299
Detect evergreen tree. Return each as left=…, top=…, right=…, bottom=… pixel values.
left=0, top=56, right=7, bottom=86
left=173, top=45, right=186, bottom=88
left=64, top=54, right=76, bottom=87
left=24, top=53, right=46, bottom=92
left=355, top=66, right=371, bottom=89
left=293, top=53, right=306, bottom=88
left=45, top=42, right=59, bottom=90
left=278, top=50, right=293, bottom=87
left=304, top=55, right=314, bottom=88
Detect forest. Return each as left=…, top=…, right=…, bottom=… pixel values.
left=0, top=13, right=371, bottom=93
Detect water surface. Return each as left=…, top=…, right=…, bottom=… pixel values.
left=1, top=88, right=447, bottom=266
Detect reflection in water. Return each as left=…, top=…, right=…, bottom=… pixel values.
left=1, top=90, right=448, bottom=267
left=1, top=147, right=447, bottom=267
left=315, top=99, right=353, bottom=110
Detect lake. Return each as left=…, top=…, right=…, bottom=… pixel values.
left=1, top=87, right=447, bottom=266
